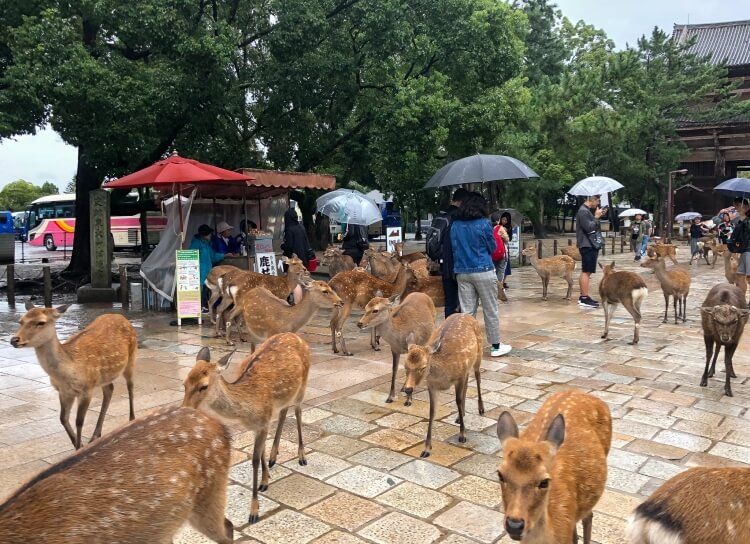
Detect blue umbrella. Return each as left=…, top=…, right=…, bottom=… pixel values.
left=714, top=177, right=750, bottom=198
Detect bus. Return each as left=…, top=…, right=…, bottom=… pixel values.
left=23, top=193, right=168, bottom=251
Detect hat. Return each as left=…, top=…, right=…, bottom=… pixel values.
left=216, top=221, right=233, bottom=233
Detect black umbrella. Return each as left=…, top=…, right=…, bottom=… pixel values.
left=424, top=154, right=538, bottom=189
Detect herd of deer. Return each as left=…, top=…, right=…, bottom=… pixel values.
left=1, top=239, right=749, bottom=543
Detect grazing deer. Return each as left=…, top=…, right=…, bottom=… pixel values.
left=183, top=333, right=311, bottom=524
left=522, top=247, right=575, bottom=301
left=598, top=262, right=648, bottom=344
left=393, top=241, right=427, bottom=264
left=403, top=313, right=484, bottom=458
left=0, top=406, right=234, bottom=543
left=626, top=467, right=750, bottom=544
left=640, top=256, right=691, bottom=323
left=496, top=390, right=612, bottom=543
left=724, top=251, right=740, bottom=284
left=329, top=265, right=411, bottom=355
left=699, top=283, right=749, bottom=397
left=357, top=293, right=436, bottom=404
left=646, top=242, right=678, bottom=264
left=321, top=246, right=355, bottom=278
left=401, top=265, right=446, bottom=307
left=560, top=245, right=581, bottom=261
left=205, top=264, right=238, bottom=324
left=229, top=278, right=343, bottom=348
left=10, top=302, right=137, bottom=449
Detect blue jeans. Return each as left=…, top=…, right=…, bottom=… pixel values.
left=639, top=236, right=649, bottom=257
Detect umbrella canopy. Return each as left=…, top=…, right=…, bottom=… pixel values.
left=316, top=189, right=382, bottom=226
left=675, top=211, right=702, bottom=221
left=568, top=176, right=624, bottom=196
left=714, top=177, right=750, bottom=198
left=618, top=208, right=648, bottom=218
left=424, top=154, right=538, bottom=189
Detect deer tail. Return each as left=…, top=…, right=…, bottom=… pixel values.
left=632, top=287, right=648, bottom=307
left=625, top=509, right=683, bottom=544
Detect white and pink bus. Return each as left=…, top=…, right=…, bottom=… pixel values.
left=23, top=194, right=167, bottom=251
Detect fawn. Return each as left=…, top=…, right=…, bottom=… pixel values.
left=230, top=278, right=343, bottom=348
left=522, top=247, right=575, bottom=301
left=357, top=292, right=436, bottom=404
left=640, top=256, right=691, bottom=323
left=496, top=390, right=612, bottom=543
left=626, top=467, right=750, bottom=544
left=183, top=333, right=311, bottom=524
left=723, top=251, right=740, bottom=284
left=205, top=264, right=238, bottom=324
left=560, top=246, right=581, bottom=261
left=321, top=245, right=355, bottom=278
left=10, top=302, right=137, bottom=449
left=403, top=313, right=484, bottom=458
left=0, top=406, right=234, bottom=543
left=598, top=262, right=648, bottom=344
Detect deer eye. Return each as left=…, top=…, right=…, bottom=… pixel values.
left=36, top=322, right=45, bottom=327
left=539, top=479, right=550, bottom=489
left=372, top=309, right=379, bottom=314
left=198, top=385, right=208, bottom=392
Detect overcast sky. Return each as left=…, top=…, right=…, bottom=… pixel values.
left=0, top=0, right=747, bottom=192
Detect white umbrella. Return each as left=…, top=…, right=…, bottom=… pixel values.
left=675, top=212, right=701, bottom=221
left=618, top=208, right=648, bottom=218
left=568, top=176, right=624, bottom=196
left=316, top=189, right=382, bottom=226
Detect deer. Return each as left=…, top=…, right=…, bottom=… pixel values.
left=560, top=245, right=581, bottom=261
left=183, top=333, right=311, bottom=524
left=646, top=242, right=678, bottom=264
left=228, top=278, right=344, bottom=348
left=598, top=262, right=648, bottom=344
left=205, top=264, right=238, bottom=324
left=401, top=264, right=446, bottom=307
left=393, top=241, right=427, bottom=264
left=0, top=406, right=234, bottom=543
left=626, top=467, right=750, bottom=544
left=640, top=256, right=691, bottom=323
left=706, top=239, right=727, bottom=268
left=521, top=247, right=575, bottom=301
left=329, top=264, right=411, bottom=355
left=724, top=251, right=740, bottom=284
left=403, top=313, right=484, bottom=458
left=321, top=245, right=355, bottom=278
left=10, top=302, right=137, bottom=449
left=495, top=390, right=612, bottom=544
left=365, top=249, right=401, bottom=282
left=699, top=283, right=749, bottom=397
left=357, top=292, right=436, bottom=404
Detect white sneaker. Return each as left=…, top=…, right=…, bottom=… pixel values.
left=491, top=343, right=512, bottom=357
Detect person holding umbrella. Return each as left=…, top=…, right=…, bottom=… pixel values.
left=576, top=195, right=605, bottom=309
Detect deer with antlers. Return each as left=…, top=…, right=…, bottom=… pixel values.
left=10, top=302, right=137, bottom=449
left=183, top=333, right=311, bottom=524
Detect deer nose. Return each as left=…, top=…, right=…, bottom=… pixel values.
left=10, top=336, right=20, bottom=348
left=357, top=321, right=364, bottom=329
left=505, top=518, right=525, bottom=539
left=403, top=387, right=413, bottom=395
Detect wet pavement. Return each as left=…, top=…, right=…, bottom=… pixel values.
left=0, top=245, right=748, bottom=544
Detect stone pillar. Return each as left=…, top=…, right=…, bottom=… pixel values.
left=89, top=189, right=111, bottom=288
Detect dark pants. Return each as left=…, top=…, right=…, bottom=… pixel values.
left=443, top=276, right=460, bottom=318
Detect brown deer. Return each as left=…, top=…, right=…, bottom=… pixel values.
left=699, top=283, right=749, bottom=397
left=646, top=242, right=678, bottom=264
left=401, top=265, right=446, bottom=307
left=626, top=467, right=750, bottom=544
left=393, top=241, right=427, bottom=264
left=321, top=245, right=355, bottom=278
left=10, top=302, right=137, bottom=449
left=640, top=256, right=691, bottom=323
left=522, top=247, right=575, bottom=301
left=183, top=333, right=311, bottom=524
left=228, top=278, right=343, bottom=348
left=0, top=406, right=234, bottom=543
left=724, top=251, right=740, bottom=284
left=700, top=238, right=727, bottom=268
left=365, top=249, right=401, bottom=282
left=403, top=313, right=484, bottom=458
left=357, top=292, right=436, bottom=404
left=205, top=264, right=238, bottom=324
left=496, top=390, right=612, bottom=544
left=598, top=262, right=648, bottom=344
left=329, top=265, right=411, bottom=355
left=560, top=245, right=581, bottom=261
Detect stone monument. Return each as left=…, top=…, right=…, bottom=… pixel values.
left=77, top=189, right=119, bottom=303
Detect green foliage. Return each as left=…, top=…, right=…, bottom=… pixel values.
left=40, top=181, right=58, bottom=195
left=0, top=179, right=55, bottom=210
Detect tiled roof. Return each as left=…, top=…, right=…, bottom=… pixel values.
left=673, top=20, right=750, bottom=67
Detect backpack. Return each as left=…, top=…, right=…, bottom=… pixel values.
left=492, top=225, right=507, bottom=261
left=728, top=219, right=749, bottom=254
left=425, top=215, right=450, bottom=261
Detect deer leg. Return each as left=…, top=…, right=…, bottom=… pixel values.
left=456, top=379, right=468, bottom=443
left=662, top=293, right=669, bottom=323
left=214, top=297, right=233, bottom=337
left=335, top=302, right=354, bottom=356
left=259, top=449, right=270, bottom=492
left=330, top=307, right=340, bottom=353
left=207, top=289, right=221, bottom=324
left=565, top=273, right=573, bottom=300
left=124, top=360, right=135, bottom=421
left=295, top=405, right=307, bottom=466
left=74, top=393, right=92, bottom=449
left=709, top=343, right=721, bottom=378
left=385, top=351, right=400, bottom=404
left=268, top=408, right=288, bottom=468
left=582, top=512, right=593, bottom=544
left=601, top=301, right=615, bottom=339
left=420, top=387, right=437, bottom=458
left=542, top=277, right=548, bottom=301
left=673, top=295, right=679, bottom=324
left=90, top=383, right=114, bottom=442
left=474, top=365, right=485, bottom=415
left=224, top=306, right=242, bottom=346
left=249, top=428, right=268, bottom=524
left=724, top=344, right=738, bottom=397
left=190, top=463, right=234, bottom=544
left=623, top=300, right=642, bottom=345
left=682, top=295, right=688, bottom=323
left=58, top=392, right=77, bottom=447
left=700, top=336, right=713, bottom=386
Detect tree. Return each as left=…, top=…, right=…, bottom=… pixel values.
left=64, top=177, right=76, bottom=194
left=40, top=181, right=58, bottom=195
left=0, top=179, right=43, bottom=210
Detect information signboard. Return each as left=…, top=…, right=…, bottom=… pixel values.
left=386, top=227, right=402, bottom=253
left=176, top=249, right=202, bottom=325
left=508, top=226, right=521, bottom=260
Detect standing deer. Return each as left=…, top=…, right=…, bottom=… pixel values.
left=724, top=251, right=740, bottom=284
left=646, top=242, right=678, bottom=264
left=10, top=302, right=137, bottom=449
left=522, top=247, right=575, bottom=301
left=496, top=390, right=612, bottom=544
left=626, top=467, right=750, bottom=544
left=321, top=246, right=355, bottom=278
left=205, top=264, right=238, bottom=324
left=598, top=262, right=648, bottom=344
left=183, top=333, right=311, bottom=524
left=0, top=406, right=234, bottom=543
left=640, top=256, right=691, bottom=323
left=357, top=293, right=436, bottom=404
left=403, top=313, right=484, bottom=458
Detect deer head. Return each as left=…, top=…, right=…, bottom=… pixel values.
left=598, top=262, right=616, bottom=276
left=10, top=301, right=71, bottom=348
left=302, top=279, right=344, bottom=308
left=521, top=247, right=536, bottom=257
left=402, top=333, right=441, bottom=404
left=496, top=411, right=566, bottom=541
left=701, top=304, right=750, bottom=344
left=321, top=246, right=341, bottom=266
left=357, top=295, right=399, bottom=330
left=639, top=256, right=664, bottom=271
left=182, top=348, right=234, bottom=409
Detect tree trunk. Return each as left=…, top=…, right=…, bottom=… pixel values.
left=531, top=200, right=547, bottom=239
left=64, top=147, right=99, bottom=278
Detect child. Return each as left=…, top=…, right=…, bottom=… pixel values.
left=490, top=211, right=509, bottom=302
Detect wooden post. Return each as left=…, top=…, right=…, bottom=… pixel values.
left=6, top=264, right=15, bottom=306
left=120, top=265, right=129, bottom=309
left=611, top=235, right=615, bottom=254
left=553, top=239, right=558, bottom=255
left=568, top=238, right=573, bottom=246
left=621, top=235, right=625, bottom=253
left=522, top=242, right=528, bottom=265
left=537, top=239, right=542, bottom=259
left=43, top=265, right=52, bottom=308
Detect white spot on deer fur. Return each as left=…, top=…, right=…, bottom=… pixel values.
left=727, top=520, right=736, bottom=536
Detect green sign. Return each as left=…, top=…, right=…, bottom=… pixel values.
left=176, top=249, right=201, bottom=325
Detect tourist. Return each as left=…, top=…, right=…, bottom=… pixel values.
left=640, top=214, right=653, bottom=260
left=576, top=195, right=605, bottom=309
left=450, top=192, right=511, bottom=357
left=490, top=211, right=509, bottom=302
left=689, top=217, right=707, bottom=259
left=281, top=208, right=313, bottom=268
left=341, top=222, right=369, bottom=266
left=717, top=212, right=733, bottom=244
left=189, top=224, right=226, bottom=311
left=211, top=221, right=240, bottom=255
left=500, top=211, right=513, bottom=289
left=731, top=199, right=750, bottom=297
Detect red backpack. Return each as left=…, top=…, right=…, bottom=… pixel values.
left=492, top=225, right=507, bottom=261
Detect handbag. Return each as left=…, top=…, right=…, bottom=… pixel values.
left=587, top=230, right=603, bottom=250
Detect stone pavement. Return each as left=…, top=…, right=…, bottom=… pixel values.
left=0, top=247, right=748, bottom=544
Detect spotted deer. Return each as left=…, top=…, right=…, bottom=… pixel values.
left=183, top=333, right=311, bottom=524
left=321, top=246, right=355, bottom=278
left=357, top=292, right=436, bottom=404
left=205, top=264, right=238, bottom=324
left=626, top=467, right=750, bottom=544
left=640, top=256, right=691, bottom=323
left=560, top=245, right=581, bottom=261
left=724, top=251, right=740, bottom=284
left=598, top=262, right=648, bottom=344
left=401, top=264, right=446, bottom=307
left=522, top=247, right=576, bottom=301
left=10, top=302, right=137, bottom=449
left=496, top=390, right=612, bottom=543
left=0, top=406, right=234, bottom=543
left=403, top=313, right=484, bottom=458
left=365, top=248, right=401, bottom=282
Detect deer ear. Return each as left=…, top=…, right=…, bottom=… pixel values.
left=496, top=411, right=519, bottom=446
left=700, top=307, right=714, bottom=316
left=597, top=262, right=603, bottom=270
left=216, top=350, right=235, bottom=370
left=429, top=337, right=442, bottom=354
left=544, top=414, right=566, bottom=452
left=55, top=304, right=71, bottom=315
left=388, top=294, right=399, bottom=304
left=24, top=300, right=35, bottom=310
left=196, top=347, right=211, bottom=363
left=610, top=262, right=615, bottom=269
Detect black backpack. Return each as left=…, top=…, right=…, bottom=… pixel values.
left=425, top=215, right=450, bottom=261
left=728, top=219, right=749, bottom=254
